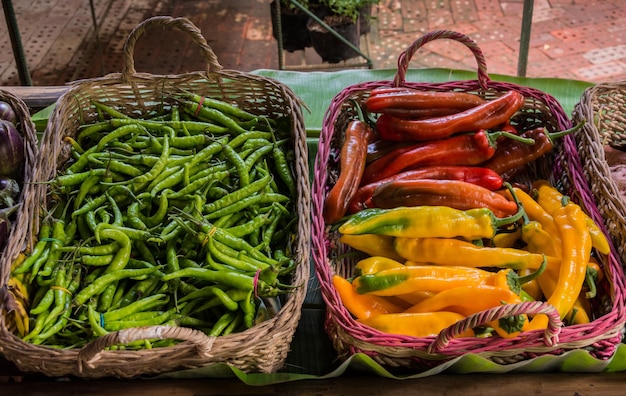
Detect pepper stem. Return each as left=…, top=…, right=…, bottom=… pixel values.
left=491, top=183, right=526, bottom=228
left=517, top=255, right=547, bottom=285
left=546, top=119, right=585, bottom=141
left=585, top=265, right=598, bottom=299
left=505, top=183, right=531, bottom=224
left=489, top=130, right=535, bottom=145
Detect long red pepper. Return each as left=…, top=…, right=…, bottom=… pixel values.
left=370, top=178, right=519, bottom=218
left=375, top=90, right=525, bottom=141
left=348, top=166, right=504, bottom=213
left=366, top=139, right=415, bottom=164
left=323, top=120, right=375, bottom=223
left=364, top=87, right=486, bottom=114
left=361, top=130, right=497, bottom=184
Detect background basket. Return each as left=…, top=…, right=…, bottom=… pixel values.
left=0, top=16, right=310, bottom=378
left=0, top=88, right=38, bottom=257
left=311, top=30, right=626, bottom=372
left=572, top=82, right=626, bottom=267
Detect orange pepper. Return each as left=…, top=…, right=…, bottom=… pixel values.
left=358, top=311, right=473, bottom=338
left=404, top=284, right=528, bottom=338
left=332, top=275, right=404, bottom=320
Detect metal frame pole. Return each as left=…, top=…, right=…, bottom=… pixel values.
left=517, top=0, right=534, bottom=77
left=2, top=0, right=32, bottom=86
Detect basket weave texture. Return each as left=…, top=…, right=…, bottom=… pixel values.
left=0, top=16, right=310, bottom=378
left=311, top=30, right=626, bottom=372
left=573, top=82, right=626, bottom=267
left=0, top=88, right=38, bottom=256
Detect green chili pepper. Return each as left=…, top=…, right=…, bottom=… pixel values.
left=13, top=220, right=51, bottom=275
left=180, top=99, right=248, bottom=134
left=202, top=171, right=271, bottom=215
left=208, top=311, right=237, bottom=336
left=161, top=267, right=281, bottom=296
left=73, top=267, right=158, bottom=306
left=102, top=293, right=169, bottom=322
left=96, top=124, right=148, bottom=152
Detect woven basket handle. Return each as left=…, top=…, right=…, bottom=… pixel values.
left=122, top=16, right=223, bottom=80
left=77, top=325, right=215, bottom=369
left=393, top=30, right=489, bottom=89
left=426, top=301, right=563, bottom=354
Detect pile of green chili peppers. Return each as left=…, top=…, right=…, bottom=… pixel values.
left=11, top=92, right=300, bottom=349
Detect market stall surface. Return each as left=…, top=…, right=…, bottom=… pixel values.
left=3, top=0, right=626, bottom=394
left=1, top=0, right=626, bottom=86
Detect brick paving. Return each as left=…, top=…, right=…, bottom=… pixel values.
left=0, top=0, right=625, bottom=87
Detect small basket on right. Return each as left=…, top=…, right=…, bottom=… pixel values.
left=572, top=82, right=626, bottom=266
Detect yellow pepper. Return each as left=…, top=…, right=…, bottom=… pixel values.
left=358, top=311, right=473, bottom=338
left=338, top=205, right=523, bottom=240
left=492, top=228, right=522, bottom=248
left=394, top=290, right=437, bottom=306
left=354, top=256, right=405, bottom=276
left=393, top=237, right=552, bottom=271
left=352, top=265, right=499, bottom=296
left=339, top=233, right=404, bottom=262
left=527, top=203, right=591, bottom=331
left=569, top=296, right=592, bottom=325
left=332, top=275, right=404, bottom=320
left=503, top=187, right=562, bottom=257
left=404, top=284, right=528, bottom=338
left=533, top=180, right=610, bottom=255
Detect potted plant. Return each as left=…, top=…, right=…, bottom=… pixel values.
left=306, top=0, right=379, bottom=63
left=271, top=0, right=378, bottom=62
left=270, top=0, right=314, bottom=52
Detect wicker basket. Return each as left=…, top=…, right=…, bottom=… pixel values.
left=0, top=16, right=310, bottom=378
left=0, top=89, right=38, bottom=339
left=311, top=30, right=626, bottom=372
left=572, top=82, right=626, bottom=267
left=0, top=89, right=38, bottom=255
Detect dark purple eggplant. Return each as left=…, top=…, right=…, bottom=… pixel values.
left=0, top=120, right=24, bottom=178
left=0, top=101, right=16, bottom=125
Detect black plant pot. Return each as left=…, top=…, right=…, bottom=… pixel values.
left=270, top=1, right=312, bottom=52
left=307, top=14, right=360, bottom=64
left=359, top=5, right=372, bottom=36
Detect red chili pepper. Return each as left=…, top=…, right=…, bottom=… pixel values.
left=348, top=166, right=503, bottom=213
left=361, top=130, right=497, bottom=185
left=364, top=87, right=486, bottom=114
left=481, top=122, right=582, bottom=181
left=323, top=120, right=375, bottom=223
left=370, top=179, right=519, bottom=218
left=375, top=90, right=525, bottom=141
left=366, top=139, right=414, bottom=164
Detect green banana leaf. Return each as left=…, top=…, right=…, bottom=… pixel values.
left=154, top=347, right=626, bottom=385
left=253, top=67, right=594, bottom=136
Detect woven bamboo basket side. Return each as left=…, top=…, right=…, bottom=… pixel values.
left=572, top=82, right=626, bottom=266
left=311, top=30, right=626, bottom=371
left=0, top=89, right=38, bottom=260
left=0, top=89, right=39, bottom=340
left=0, top=16, right=310, bottom=378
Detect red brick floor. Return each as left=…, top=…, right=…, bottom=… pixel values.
left=0, top=0, right=625, bottom=87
